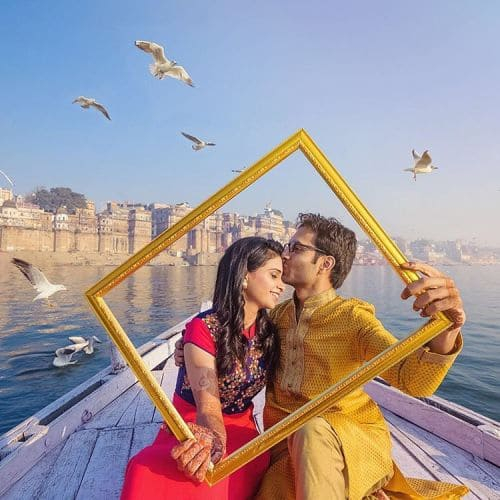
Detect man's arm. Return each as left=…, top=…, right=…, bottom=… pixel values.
left=357, top=262, right=464, bottom=397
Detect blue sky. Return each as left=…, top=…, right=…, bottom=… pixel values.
left=1, top=1, right=500, bottom=245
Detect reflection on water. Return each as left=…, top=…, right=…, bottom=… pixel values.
left=0, top=260, right=498, bottom=435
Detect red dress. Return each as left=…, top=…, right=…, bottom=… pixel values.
left=121, top=310, right=270, bottom=500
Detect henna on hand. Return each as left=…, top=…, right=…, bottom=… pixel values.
left=188, top=422, right=226, bottom=464
left=210, top=429, right=225, bottom=464
left=170, top=422, right=226, bottom=482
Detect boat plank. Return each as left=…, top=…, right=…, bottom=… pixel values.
left=388, top=428, right=437, bottom=481
left=366, top=380, right=500, bottom=466
left=117, top=390, right=142, bottom=427
left=384, top=413, right=480, bottom=498
left=129, top=423, right=161, bottom=460
left=0, top=368, right=137, bottom=497
left=75, top=427, right=133, bottom=500
left=484, top=430, right=500, bottom=469
left=429, top=393, right=499, bottom=427
left=472, top=454, right=500, bottom=485
left=133, top=371, right=162, bottom=425
left=384, top=411, right=500, bottom=499
left=153, top=362, right=179, bottom=423
left=82, top=383, right=142, bottom=430
left=37, top=429, right=99, bottom=500
left=2, top=441, right=65, bottom=500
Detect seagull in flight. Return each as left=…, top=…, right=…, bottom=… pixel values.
left=0, top=169, right=14, bottom=188
left=181, top=132, right=216, bottom=151
left=404, top=150, right=438, bottom=181
left=68, top=336, right=102, bottom=354
left=53, top=344, right=83, bottom=367
left=72, top=96, right=111, bottom=120
left=231, top=168, right=246, bottom=173
left=52, top=336, right=102, bottom=367
left=134, top=40, right=194, bottom=86
left=12, top=258, right=67, bottom=306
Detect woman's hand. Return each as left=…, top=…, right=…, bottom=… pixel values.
left=174, top=332, right=227, bottom=482
left=171, top=422, right=225, bottom=482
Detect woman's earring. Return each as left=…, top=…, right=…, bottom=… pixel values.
left=243, top=279, right=248, bottom=289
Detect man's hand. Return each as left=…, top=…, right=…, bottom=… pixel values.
left=171, top=422, right=225, bottom=482
left=400, top=261, right=465, bottom=354
left=400, top=262, right=465, bottom=328
left=375, top=490, right=390, bottom=500
left=174, top=337, right=185, bottom=367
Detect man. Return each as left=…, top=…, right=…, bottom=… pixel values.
left=176, top=213, right=467, bottom=499
left=254, top=213, right=466, bottom=500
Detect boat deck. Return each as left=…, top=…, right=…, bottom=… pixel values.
left=1, top=322, right=499, bottom=499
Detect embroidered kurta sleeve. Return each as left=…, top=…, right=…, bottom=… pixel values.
left=354, top=302, right=463, bottom=397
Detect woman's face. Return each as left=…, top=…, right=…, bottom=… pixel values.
left=244, top=255, right=285, bottom=310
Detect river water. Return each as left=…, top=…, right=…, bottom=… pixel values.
left=0, top=260, right=498, bottom=435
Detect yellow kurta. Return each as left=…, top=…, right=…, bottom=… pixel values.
left=257, top=289, right=468, bottom=500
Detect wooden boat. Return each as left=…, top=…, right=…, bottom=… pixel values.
left=1, top=314, right=499, bottom=499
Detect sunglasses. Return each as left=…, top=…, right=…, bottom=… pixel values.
left=283, top=241, right=330, bottom=256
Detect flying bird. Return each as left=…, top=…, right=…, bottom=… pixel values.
left=68, top=335, right=102, bottom=354
left=53, top=344, right=84, bottom=367
left=12, top=258, right=67, bottom=305
left=134, top=40, right=194, bottom=86
left=232, top=168, right=246, bottom=173
left=404, top=150, right=438, bottom=181
left=0, top=169, right=14, bottom=188
left=52, top=336, right=102, bottom=368
left=72, top=96, right=111, bottom=120
left=181, top=132, right=215, bottom=151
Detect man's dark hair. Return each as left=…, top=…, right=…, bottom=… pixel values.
left=297, top=213, right=357, bottom=289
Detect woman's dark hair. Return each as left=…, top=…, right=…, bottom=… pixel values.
left=212, top=236, right=283, bottom=380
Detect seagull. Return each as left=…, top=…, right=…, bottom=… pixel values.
left=53, top=344, right=84, bottom=367
left=181, top=132, right=215, bottom=151
left=72, top=96, right=111, bottom=120
left=68, top=335, right=102, bottom=354
left=404, top=150, right=438, bottom=181
left=0, top=169, right=14, bottom=187
left=134, top=40, right=194, bottom=86
left=52, top=336, right=102, bottom=368
left=11, top=258, right=67, bottom=306
left=231, top=168, right=246, bottom=173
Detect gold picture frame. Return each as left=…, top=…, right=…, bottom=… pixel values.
left=86, top=129, right=453, bottom=485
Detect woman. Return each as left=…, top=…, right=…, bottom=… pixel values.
left=121, top=237, right=285, bottom=499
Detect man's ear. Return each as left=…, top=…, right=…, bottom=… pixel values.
left=322, top=255, right=335, bottom=272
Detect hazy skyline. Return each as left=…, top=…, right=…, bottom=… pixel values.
left=1, top=1, right=500, bottom=245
